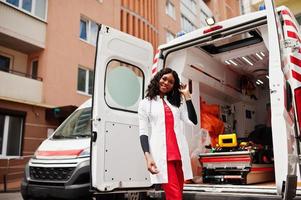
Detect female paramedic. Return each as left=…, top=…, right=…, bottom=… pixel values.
left=138, top=67, right=197, bottom=200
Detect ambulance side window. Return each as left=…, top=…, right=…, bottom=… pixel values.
left=105, top=60, right=144, bottom=113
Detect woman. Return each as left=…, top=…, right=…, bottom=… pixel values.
left=138, top=67, right=197, bottom=200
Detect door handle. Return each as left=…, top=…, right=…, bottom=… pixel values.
left=92, top=131, right=97, bottom=142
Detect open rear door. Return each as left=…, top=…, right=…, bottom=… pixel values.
left=91, top=25, right=153, bottom=192
left=265, top=0, right=298, bottom=199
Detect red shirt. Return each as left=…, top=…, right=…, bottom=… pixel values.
left=163, top=100, right=181, bottom=161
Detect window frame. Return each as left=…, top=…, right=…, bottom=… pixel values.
left=2, top=0, right=48, bottom=21
left=104, top=59, right=145, bottom=114
left=200, top=9, right=209, bottom=27
left=166, top=30, right=175, bottom=43
left=181, top=14, right=196, bottom=33
left=0, top=52, right=13, bottom=72
left=77, top=66, right=94, bottom=96
left=181, top=0, right=197, bottom=14
left=0, top=109, right=25, bottom=158
left=166, top=0, right=176, bottom=20
left=79, top=16, right=98, bottom=46
left=31, top=59, right=38, bottom=79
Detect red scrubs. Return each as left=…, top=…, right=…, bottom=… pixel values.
left=162, top=100, right=184, bottom=200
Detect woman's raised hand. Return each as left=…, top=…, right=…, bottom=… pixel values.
left=179, top=83, right=191, bottom=100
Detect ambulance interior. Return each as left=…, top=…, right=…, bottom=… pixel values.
left=165, top=26, right=275, bottom=186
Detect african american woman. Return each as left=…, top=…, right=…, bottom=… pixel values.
left=138, top=67, right=197, bottom=200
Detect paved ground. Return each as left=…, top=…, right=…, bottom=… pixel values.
left=2, top=191, right=301, bottom=200
left=0, top=192, right=22, bottom=200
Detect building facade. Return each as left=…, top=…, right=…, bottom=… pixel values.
left=0, top=0, right=242, bottom=190
left=0, top=0, right=121, bottom=190
left=249, top=0, right=301, bottom=26
left=203, top=0, right=241, bottom=21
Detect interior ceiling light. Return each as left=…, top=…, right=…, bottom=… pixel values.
left=225, top=60, right=231, bottom=65
left=228, top=59, right=238, bottom=66
left=242, top=56, right=253, bottom=66
left=260, top=52, right=265, bottom=57
left=256, top=81, right=261, bottom=85
left=256, top=53, right=263, bottom=60
left=266, top=75, right=269, bottom=79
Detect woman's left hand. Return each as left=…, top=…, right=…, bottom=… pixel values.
left=179, top=83, right=191, bottom=100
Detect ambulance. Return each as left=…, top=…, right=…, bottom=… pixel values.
left=21, top=1, right=301, bottom=200
left=91, top=1, right=301, bottom=200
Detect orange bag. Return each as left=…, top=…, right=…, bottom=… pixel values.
left=201, top=101, right=220, bottom=117
left=200, top=100, right=224, bottom=147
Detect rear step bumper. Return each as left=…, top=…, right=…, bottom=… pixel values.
left=183, top=184, right=301, bottom=199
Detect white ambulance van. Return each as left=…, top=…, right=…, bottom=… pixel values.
left=91, top=1, right=301, bottom=200
left=21, top=100, right=93, bottom=199
left=21, top=100, right=127, bottom=200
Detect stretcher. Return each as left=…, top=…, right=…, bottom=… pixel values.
left=199, top=151, right=274, bottom=184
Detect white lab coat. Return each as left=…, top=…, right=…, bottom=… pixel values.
left=138, top=96, right=195, bottom=184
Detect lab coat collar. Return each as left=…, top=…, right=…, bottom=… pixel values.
left=156, top=95, right=167, bottom=101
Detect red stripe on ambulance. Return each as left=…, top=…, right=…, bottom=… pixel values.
left=290, top=55, right=301, bottom=68
left=281, top=9, right=293, bottom=18
left=287, top=31, right=301, bottom=42
left=284, top=20, right=299, bottom=32
left=36, top=149, right=84, bottom=156
left=292, top=70, right=301, bottom=82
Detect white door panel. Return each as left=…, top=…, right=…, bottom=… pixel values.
left=265, top=1, right=298, bottom=199
left=91, top=25, right=153, bottom=191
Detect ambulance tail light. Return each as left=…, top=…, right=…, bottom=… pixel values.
left=294, top=87, right=301, bottom=134
left=203, top=25, right=223, bottom=34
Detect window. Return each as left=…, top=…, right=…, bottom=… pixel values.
left=166, top=31, right=175, bottom=42
left=77, top=67, right=94, bottom=95
left=0, top=54, right=11, bottom=72
left=0, top=114, right=23, bottom=156
left=22, top=0, right=32, bottom=12
left=34, top=0, right=46, bottom=19
left=31, top=60, right=38, bottom=79
left=105, top=60, right=144, bottom=112
left=181, top=14, right=196, bottom=33
left=200, top=9, right=209, bottom=27
left=240, top=0, right=245, bottom=15
left=5, top=0, right=47, bottom=20
left=166, top=0, right=176, bottom=19
left=181, top=0, right=197, bottom=14
left=52, top=107, right=91, bottom=139
left=80, top=17, right=98, bottom=46
left=7, top=0, right=19, bottom=7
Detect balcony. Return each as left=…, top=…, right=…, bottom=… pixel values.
left=0, top=1, right=46, bottom=53
left=0, top=70, right=42, bottom=103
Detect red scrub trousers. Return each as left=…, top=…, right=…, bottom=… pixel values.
left=162, top=100, right=184, bottom=200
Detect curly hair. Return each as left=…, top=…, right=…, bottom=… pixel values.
left=145, top=68, right=182, bottom=107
